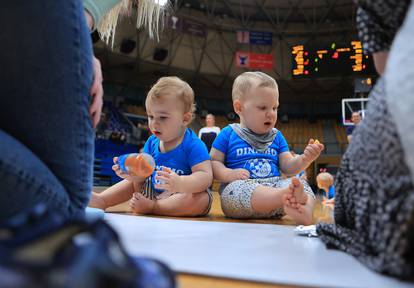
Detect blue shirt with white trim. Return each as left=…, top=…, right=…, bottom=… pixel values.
left=143, top=128, right=210, bottom=193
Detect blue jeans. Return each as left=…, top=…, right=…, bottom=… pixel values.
left=0, top=0, right=94, bottom=219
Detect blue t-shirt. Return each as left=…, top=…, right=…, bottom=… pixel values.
left=212, top=125, right=289, bottom=178
left=328, top=185, right=335, bottom=199
left=143, top=128, right=210, bottom=193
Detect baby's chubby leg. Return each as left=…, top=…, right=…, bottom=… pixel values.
left=250, top=183, right=290, bottom=214
left=130, top=191, right=211, bottom=217
left=250, top=177, right=314, bottom=224
left=89, top=179, right=137, bottom=210
left=88, top=192, right=107, bottom=210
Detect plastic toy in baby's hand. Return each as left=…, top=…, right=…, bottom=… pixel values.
left=116, top=153, right=155, bottom=178
left=314, top=139, right=320, bottom=144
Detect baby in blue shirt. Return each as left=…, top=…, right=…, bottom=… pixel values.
left=89, top=77, right=213, bottom=216
left=211, top=72, right=324, bottom=225
left=316, top=172, right=335, bottom=206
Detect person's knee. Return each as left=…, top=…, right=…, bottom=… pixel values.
left=220, top=194, right=251, bottom=219
left=179, top=192, right=210, bottom=216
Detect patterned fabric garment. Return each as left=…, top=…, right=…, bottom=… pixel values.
left=140, top=176, right=156, bottom=200
left=220, top=177, right=314, bottom=219
left=316, top=79, right=414, bottom=279
left=355, top=0, right=411, bottom=53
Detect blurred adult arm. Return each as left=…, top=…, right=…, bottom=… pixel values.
left=83, top=1, right=122, bottom=127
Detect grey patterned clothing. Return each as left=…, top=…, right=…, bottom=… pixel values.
left=317, top=1, right=414, bottom=280
left=317, top=79, right=414, bottom=279
left=220, top=177, right=314, bottom=219
left=355, top=0, right=411, bottom=53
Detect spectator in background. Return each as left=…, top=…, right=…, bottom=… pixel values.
left=119, top=131, right=126, bottom=144
left=198, top=114, right=221, bottom=152
left=346, top=111, right=361, bottom=142
left=110, top=130, right=126, bottom=145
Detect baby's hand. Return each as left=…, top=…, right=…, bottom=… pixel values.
left=229, top=168, right=250, bottom=181
left=155, top=166, right=182, bottom=193
left=111, top=157, right=144, bottom=183
left=302, top=139, right=324, bottom=164
left=112, top=157, right=128, bottom=178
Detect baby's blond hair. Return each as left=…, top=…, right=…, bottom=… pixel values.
left=232, top=71, right=278, bottom=101
left=146, top=76, right=196, bottom=116
left=316, top=172, right=334, bottom=185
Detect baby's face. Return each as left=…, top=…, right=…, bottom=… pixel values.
left=238, top=86, right=279, bottom=134
left=205, top=115, right=215, bottom=127
left=146, top=97, right=189, bottom=145
left=317, top=179, right=331, bottom=190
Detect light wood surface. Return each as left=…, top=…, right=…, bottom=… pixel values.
left=94, top=186, right=333, bottom=288
left=177, top=273, right=300, bottom=288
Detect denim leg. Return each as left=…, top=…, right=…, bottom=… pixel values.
left=0, top=0, right=94, bottom=219
left=0, top=130, right=71, bottom=219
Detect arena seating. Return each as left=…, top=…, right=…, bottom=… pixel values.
left=333, top=120, right=348, bottom=143
left=126, top=104, right=147, bottom=117
left=214, top=115, right=230, bottom=128
left=333, top=120, right=348, bottom=153
left=94, top=139, right=138, bottom=186
left=105, top=102, right=132, bottom=134
left=276, top=119, right=324, bottom=153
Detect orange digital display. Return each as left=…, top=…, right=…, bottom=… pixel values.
left=292, top=41, right=375, bottom=77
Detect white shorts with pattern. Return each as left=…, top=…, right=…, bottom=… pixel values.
left=220, top=177, right=315, bottom=219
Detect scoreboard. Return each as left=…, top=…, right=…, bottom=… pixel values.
left=292, top=41, right=376, bottom=77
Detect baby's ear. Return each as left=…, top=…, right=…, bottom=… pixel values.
left=233, top=99, right=242, bottom=114
left=183, top=112, right=192, bottom=125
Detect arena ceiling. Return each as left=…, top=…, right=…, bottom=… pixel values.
left=95, top=0, right=366, bottom=117
left=176, top=0, right=355, bottom=30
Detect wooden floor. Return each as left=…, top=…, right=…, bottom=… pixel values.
left=177, top=273, right=299, bottom=288
left=95, top=186, right=334, bottom=288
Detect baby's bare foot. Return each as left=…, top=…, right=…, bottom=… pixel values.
left=284, top=203, right=313, bottom=225
left=282, top=186, right=299, bottom=208
left=129, top=192, right=155, bottom=214
left=88, top=192, right=107, bottom=210
left=282, top=178, right=313, bottom=224
left=291, top=177, right=307, bottom=205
